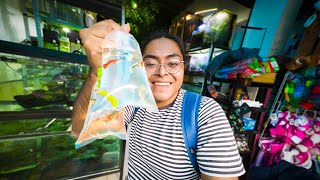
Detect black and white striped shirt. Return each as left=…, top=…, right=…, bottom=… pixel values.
left=124, top=89, right=245, bottom=179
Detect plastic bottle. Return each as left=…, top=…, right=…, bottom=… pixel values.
left=269, top=57, right=280, bottom=72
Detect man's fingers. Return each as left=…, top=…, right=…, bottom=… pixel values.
left=81, top=35, right=103, bottom=63
left=122, top=24, right=130, bottom=33
left=90, top=24, right=114, bottom=38
left=100, top=19, right=124, bottom=31
left=81, top=19, right=131, bottom=40
left=80, top=19, right=131, bottom=67
left=82, top=35, right=103, bottom=51
left=91, top=19, right=125, bottom=38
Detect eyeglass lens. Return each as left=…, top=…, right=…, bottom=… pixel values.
left=144, top=59, right=183, bottom=74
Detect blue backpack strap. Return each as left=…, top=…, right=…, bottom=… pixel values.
left=133, top=107, right=139, bottom=119
left=126, top=107, right=139, bottom=130
left=181, top=91, right=202, bottom=174
left=133, top=107, right=139, bottom=115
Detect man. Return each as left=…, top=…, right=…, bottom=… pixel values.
left=72, top=19, right=245, bottom=179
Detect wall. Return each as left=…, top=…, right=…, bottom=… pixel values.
left=269, top=0, right=303, bottom=56
left=231, top=19, right=248, bottom=50
left=0, top=0, right=26, bottom=43
left=242, top=0, right=303, bottom=59
left=0, top=0, right=45, bottom=44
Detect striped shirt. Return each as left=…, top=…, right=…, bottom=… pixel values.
left=124, top=89, right=245, bottom=179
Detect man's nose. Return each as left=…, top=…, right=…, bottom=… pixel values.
left=157, top=64, right=168, bottom=76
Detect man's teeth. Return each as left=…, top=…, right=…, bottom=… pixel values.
left=154, top=82, right=170, bottom=86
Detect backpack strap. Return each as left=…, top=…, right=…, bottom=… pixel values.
left=126, top=107, right=139, bottom=130
left=181, top=91, right=202, bottom=174
left=133, top=107, right=139, bottom=117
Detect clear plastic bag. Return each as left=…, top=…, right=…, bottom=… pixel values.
left=75, top=30, right=158, bottom=149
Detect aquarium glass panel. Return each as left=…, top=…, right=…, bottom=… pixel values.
left=0, top=52, right=89, bottom=111
left=203, top=9, right=237, bottom=48
left=0, top=134, right=121, bottom=179
left=0, top=118, right=72, bottom=137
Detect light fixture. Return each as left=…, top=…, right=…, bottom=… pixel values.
left=194, top=8, right=218, bottom=15
left=132, top=0, right=137, bottom=9
left=186, top=14, right=193, bottom=20
left=62, top=27, right=70, bottom=33
left=215, top=12, right=228, bottom=21
left=192, top=23, right=206, bottom=35
left=133, top=3, right=137, bottom=9
left=198, top=24, right=206, bottom=31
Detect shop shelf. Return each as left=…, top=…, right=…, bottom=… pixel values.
left=250, top=107, right=266, bottom=112
left=183, top=81, right=203, bottom=87
left=0, top=131, right=69, bottom=141
left=39, top=15, right=85, bottom=31
left=210, top=77, right=274, bottom=88
left=0, top=40, right=87, bottom=65
left=188, top=44, right=212, bottom=52
left=188, top=44, right=230, bottom=53
left=0, top=110, right=72, bottom=121
left=235, top=130, right=260, bottom=136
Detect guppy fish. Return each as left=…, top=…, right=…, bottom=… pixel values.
left=130, top=61, right=144, bottom=73
left=98, top=90, right=118, bottom=108
left=103, top=59, right=119, bottom=69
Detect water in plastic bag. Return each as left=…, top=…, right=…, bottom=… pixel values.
left=75, top=30, right=158, bottom=148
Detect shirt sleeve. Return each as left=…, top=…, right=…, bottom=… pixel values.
left=124, top=105, right=135, bottom=125
left=196, top=97, right=245, bottom=177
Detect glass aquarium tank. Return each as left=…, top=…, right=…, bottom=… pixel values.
left=186, top=49, right=211, bottom=74
left=190, top=19, right=206, bottom=50
left=0, top=50, right=123, bottom=179
left=0, top=52, right=88, bottom=111
left=203, top=9, right=237, bottom=48
left=0, top=123, right=121, bottom=179
left=190, top=9, right=237, bottom=50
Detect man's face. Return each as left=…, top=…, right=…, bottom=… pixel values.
left=143, top=38, right=184, bottom=109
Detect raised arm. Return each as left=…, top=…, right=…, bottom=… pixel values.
left=71, top=20, right=130, bottom=137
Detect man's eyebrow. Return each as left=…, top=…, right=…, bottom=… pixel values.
left=166, top=53, right=182, bottom=59
left=142, top=53, right=182, bottom=60
left=142, top=54, right=158, bottom=59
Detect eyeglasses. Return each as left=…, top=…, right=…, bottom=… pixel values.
left=143, top=59, right=184, bottom=74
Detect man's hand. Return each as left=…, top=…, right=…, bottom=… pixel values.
left=76, top=110, right=125, bottom=142
left=80, top=19, right=130, bottom=74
